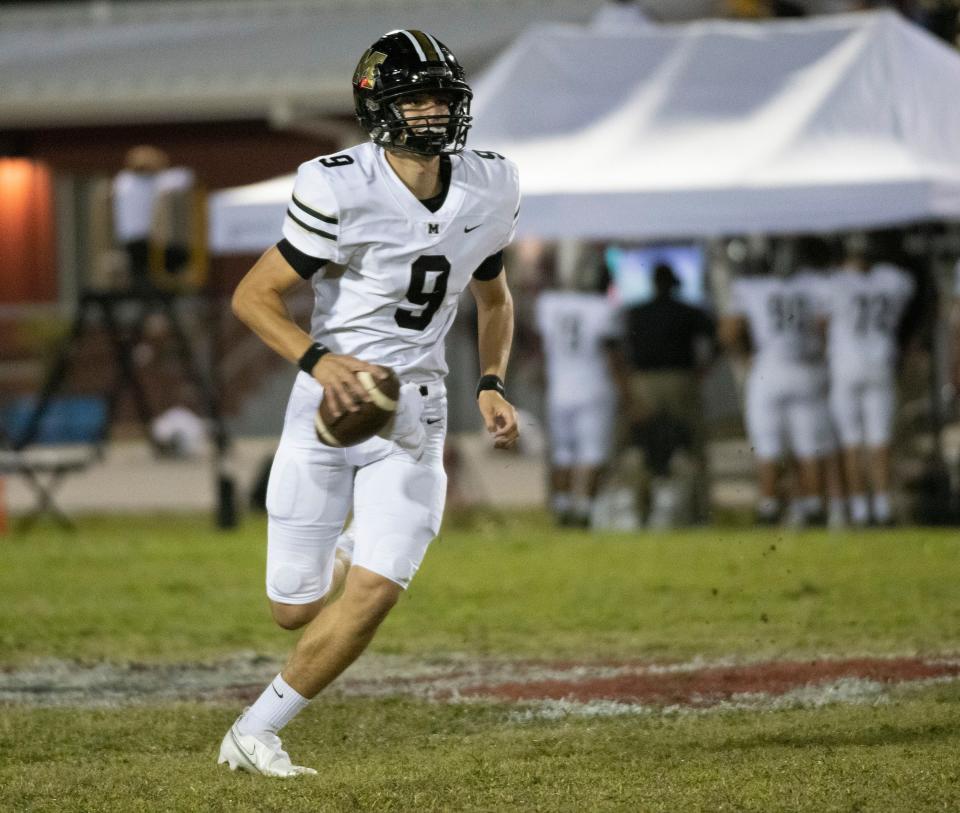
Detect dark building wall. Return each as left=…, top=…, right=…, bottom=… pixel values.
left=3, top=118, right=343, bottom=190
left=0, top=118, right=346, bottom=304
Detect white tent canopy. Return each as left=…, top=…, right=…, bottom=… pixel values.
left=209, top=174, right=297, bottom=255
left=209, top=10, right=960, bottom=253
left=469, top=11, right=960, bottom=240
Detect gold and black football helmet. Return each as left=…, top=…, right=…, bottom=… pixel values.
left=352, top=29, right=473, bottom=156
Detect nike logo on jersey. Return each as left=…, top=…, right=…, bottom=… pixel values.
left=272, top=683, right=284, bottom=699
left=464, top=224, right=482, bottom=233
left=426, top=418, right=442, bottom=425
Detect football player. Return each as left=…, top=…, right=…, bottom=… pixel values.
left=534, top=251, right=622, bottom=528
left=822, top=232, right=915, bottom=526
left=218, top=29, right=521, bottom=777
left=720, top=244, right=836, bottom=527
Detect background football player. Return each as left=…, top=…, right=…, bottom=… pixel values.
left=534, top=249, right=622, bottom=528
left=720, top=241, right=836, bottom=527
left=219, top=29, right=521, bottom=777
left=822, top=231, right=916, bottom=526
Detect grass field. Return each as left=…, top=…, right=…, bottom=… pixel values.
left=2, top=512, right=960, bottom=811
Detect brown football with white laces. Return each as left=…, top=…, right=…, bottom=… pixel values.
left=314, top=366, right=400, bottom=447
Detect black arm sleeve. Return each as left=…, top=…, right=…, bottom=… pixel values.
left=472, top=250, right=504, bottom=281
left=276, top=238, right=328, bottom=280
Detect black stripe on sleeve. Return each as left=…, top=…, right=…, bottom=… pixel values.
left=513, top=206, right=520, bottom=220
left=472, top=250, right=504, bottom=281
left=287, top=208, right=337, bottom=241
left=277, top=238, right=328, bottom=280
left=291, top=194, right=339, bottom=225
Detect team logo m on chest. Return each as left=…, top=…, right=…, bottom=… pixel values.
left=428, top=223, right=439, bottom=234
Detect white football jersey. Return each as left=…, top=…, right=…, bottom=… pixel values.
left=281, top=142, right=520, bottom=385
left=726, top=273, right=827, bottom=365
left=535, top=290, right=620, bottom=408
left=823, top=263, right=914, bottom=370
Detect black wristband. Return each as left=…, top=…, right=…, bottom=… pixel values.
left=476, top=374, right=505, bottom=399
left=298, top=342, right=330, bottom=374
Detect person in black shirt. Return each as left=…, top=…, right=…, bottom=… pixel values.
left=622, top=262, right=717, bottom=523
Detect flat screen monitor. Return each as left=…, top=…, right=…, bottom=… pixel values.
left=605, top=244, right=707, bottom=308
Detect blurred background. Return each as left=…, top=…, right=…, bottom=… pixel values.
left=2, top=0, right=960, bottom=533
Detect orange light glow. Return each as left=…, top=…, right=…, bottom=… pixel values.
left=0, top=158, right=57, bottom=304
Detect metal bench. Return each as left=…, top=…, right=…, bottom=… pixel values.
left=1, top=397, right=107, bottom=532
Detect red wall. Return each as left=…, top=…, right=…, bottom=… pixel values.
left=0, top=159, right=56, bottom=304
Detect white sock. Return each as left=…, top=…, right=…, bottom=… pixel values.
left=573, top=495, right=592, bottom=518
left=826, top=498, right=846, bottom=529
left=552, top=492, right=572, bottom=515
left=849, top=494, right=870, bottom=525
left=872, top=492, right=892, bottom=523
left=802, top=496, right=824, bottom=517
left=829, top=497, right=846, bottom=522
left=238, top=673, right=309, bottom=737
left=787, top=499, right=806, bottom=526
left=757, top=497, right=780, bottom=519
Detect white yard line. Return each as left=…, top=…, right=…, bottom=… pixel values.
left=2, top=652, right=958, bottom=713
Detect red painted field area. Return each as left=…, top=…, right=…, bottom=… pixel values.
left=327, top=654, right=960, bottom=716
left=452, top=657, right=960, bottom=706
left=3, top=655, right=958, bottom=714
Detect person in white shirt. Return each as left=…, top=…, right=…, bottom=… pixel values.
left=219, top=29, right=521, bottom=778
left=822, top=232, right=916, bottom=525
left=535, top=257, right=621, bottom=527
left=720, top=245, right=835, bottom=527
left=112, top=145, right=193, bottom=290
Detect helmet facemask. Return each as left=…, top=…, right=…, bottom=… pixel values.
left=377, top=86, right=473, bottom=156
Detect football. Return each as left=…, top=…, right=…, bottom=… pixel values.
left=314, top=366, right=400, bottom=447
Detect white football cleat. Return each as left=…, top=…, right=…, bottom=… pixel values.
left=217, top=717, right=317, bottom=778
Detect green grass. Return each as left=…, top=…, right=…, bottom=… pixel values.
left=3, top=512, right=960, bottom=811
left=2, top=684, right=959, bottom=812
left=1, top=512, right=958, bottom=664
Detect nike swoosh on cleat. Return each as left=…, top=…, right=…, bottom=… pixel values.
left=272, top=683, right=284, bottom=699
left=230, top=729, right=259, bottom=771
left=463, top=224, right=481, bottom=233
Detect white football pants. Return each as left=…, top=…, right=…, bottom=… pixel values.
left=265, top=372, right=447, bottom=603
left=547, top=398, right=615, bottom=468
left=745, top=359, right=834, bottom=461
left=829, top=364, right=896, bottom=448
